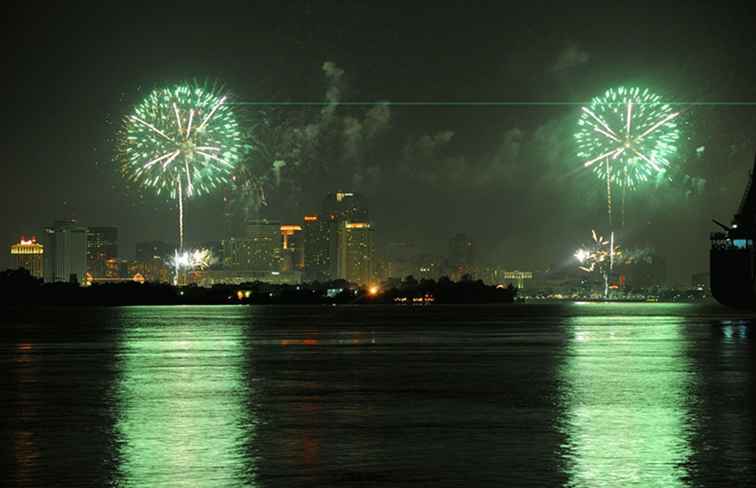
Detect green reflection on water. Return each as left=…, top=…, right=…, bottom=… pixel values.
left=560, top=315, right=693, bottom=487
left=114, top=308, right=254, bottom=487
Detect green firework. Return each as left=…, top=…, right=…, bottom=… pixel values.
left=121, top=83, right=244, bottom=199
left=575, top=86, right=680, bottom=189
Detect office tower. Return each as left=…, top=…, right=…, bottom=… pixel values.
left=87, top=226, right=118, bottom=278
left=280, top=224, right=304, bottom=272
left=336, top=222, right=375, bottom=286
left=302, top=192, right=373, bottom=283
left=44, top=220, right=88, bottom=283
left=10, top=236, right=44, bottom=279
left=225, top=220, right=282, bottom=271
left=303, top=215, right=333, bottom=282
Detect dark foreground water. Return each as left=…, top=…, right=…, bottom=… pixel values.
left=1, top=303, right=755, bottom=487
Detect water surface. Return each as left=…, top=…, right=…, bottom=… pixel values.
left=2, top=303, right=754, bottom=486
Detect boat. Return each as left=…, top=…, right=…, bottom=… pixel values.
left=710, top=153, right=756, bottom=309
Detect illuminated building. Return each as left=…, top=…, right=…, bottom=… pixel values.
left=303, top=193, right=372, bottom=283
left=448, top=233, right=475, bottom=280
left=87, top=226, right=118, bottom=278
left=43, top=220, right=88, bottom=284
left=280, top=224, right=304, bottom=272
left=197, top=269, right=302, bottom=286
left=336, top=222, right=375, bottom=286
left=224, top=219, right=282, bottom=272
left=324, top=193, right=360, bottom=279
left=502, top=271, right=533, bottom=289
left=83, top=269, right=146, bottom=286
left=10, top=237, right=44, bottom=279
left=303, top=215, right=333, bottom=282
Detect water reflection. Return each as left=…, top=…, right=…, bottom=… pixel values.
left=719, top=320, right=750, bottom=344
left=12, top=342, right=40, bottom=486
left=559, top=316, right=693, bottom=487
left=114, top=307, right=255, bottom=487
left=684, top=319, right=756, bottom=484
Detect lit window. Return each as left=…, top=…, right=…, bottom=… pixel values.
left=733, top=239, right=752, bottom=249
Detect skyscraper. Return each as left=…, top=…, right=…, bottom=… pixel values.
left=303, top=215, right=333, bottom=282
left=10, top=237, right=44, bottom=279
left=303, top=192, right=373, bottom=283
left=280, top=224, right=304, bottom=272
left=44, top=220, right=88, bottom=283
left=336, top=222, right=375, bottom=286
left=87, top=226, right=118, bottom=278
left=224, top=220, right=282, bottom=272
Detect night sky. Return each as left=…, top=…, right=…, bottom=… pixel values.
left=3, top=2, right=756, bottom=282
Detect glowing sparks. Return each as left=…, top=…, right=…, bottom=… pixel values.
left=186, top=109, right=194, bottom=139
left=144, top=150, right=179, bottom=169
left=574, top=230, right=620, bottom=274
left=196, top=96, right=226, bottom=133
left=172, top=248, right=216, bottom=271
left=576, top=87, right=680, bottom=191
left=119, top=82, right=247, bottom=256
left=120, top=83, right=244, bottom=201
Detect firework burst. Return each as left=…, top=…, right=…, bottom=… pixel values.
left=575, top=230, right=621, bottom=297
left=576, top=86, right=680, bottom=225
left=120, top=82, right=246, bottom=250
left=172, top=248, right=216, bottom=271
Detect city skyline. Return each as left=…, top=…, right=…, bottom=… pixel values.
left=5, top=5, right=756, bottom=486
left=3, top=3, right=756, bottom=282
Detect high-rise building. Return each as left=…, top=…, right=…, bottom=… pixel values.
left=224, top=220, right=282, bottom=272
left=303, top=215, right=333, bottom=282
left=335, top=222, right=375, bottom=285
left=280, top=224, right=304, bottom=272
left=322, top=192, right=368, bottom=222
left=87, top=226, right=118, bottom=278
left=44, top=220, right=88, bottom=283
left=302, top=192, right=373, bottom=283
left=448, top=233, right=475, bottom=280
left=10, top=236, right=44, bottom=279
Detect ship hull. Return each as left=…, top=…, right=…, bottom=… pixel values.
left=710, top=248, right=756, bottom=309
